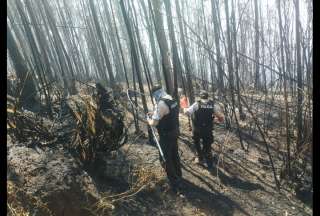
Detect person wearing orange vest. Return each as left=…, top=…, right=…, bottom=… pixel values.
left=180, top=95, right=189, bottom=110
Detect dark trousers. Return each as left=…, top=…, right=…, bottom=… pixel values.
left=159, top=130, right=182, bottom=188
left=192, top=127, right=213, bottom=168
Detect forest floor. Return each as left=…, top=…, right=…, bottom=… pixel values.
left=93, top=109, right=312, bottom=216
left=7, top=84, right=312, bottom=216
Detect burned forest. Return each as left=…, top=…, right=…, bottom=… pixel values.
left=7, top=0, right=313, bottom=215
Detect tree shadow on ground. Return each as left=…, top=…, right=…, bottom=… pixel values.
left=112, top=188, right=178, bottom=216
left=178, top=178, right=250, bottom=216
left=107, top=174, right=250, bottom=216
left=222, top=153, right=277, bottom=192
left=238, top=128, right=284, bottom=161
left=182, top=158, right=264, bottom=193
left=211, top=170, right=264, bottom=191
left=119, top=177, right=250, bottom=216
left=211, top=165, right=264, bottom=191
left=178, top=134, right=197, bottom=153
left=181, top=162, right=251, bottom=215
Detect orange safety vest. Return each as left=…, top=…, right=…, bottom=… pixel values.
left=180, top=96, right=189, bottom=109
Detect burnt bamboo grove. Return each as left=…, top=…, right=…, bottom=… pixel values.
left=7, top=0, right=312, bottom=189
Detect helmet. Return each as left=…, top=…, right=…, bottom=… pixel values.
left=96, top=82, right=105, bottom=92
left=200, top=90, right=208, bottom=99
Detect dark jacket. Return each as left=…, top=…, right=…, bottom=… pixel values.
left=192, top=100, right=214, bottom=130
left=156, top=98, right=179, bottom=134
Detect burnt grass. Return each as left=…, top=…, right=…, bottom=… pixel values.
left=92, top=109, right=312, bottom=216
